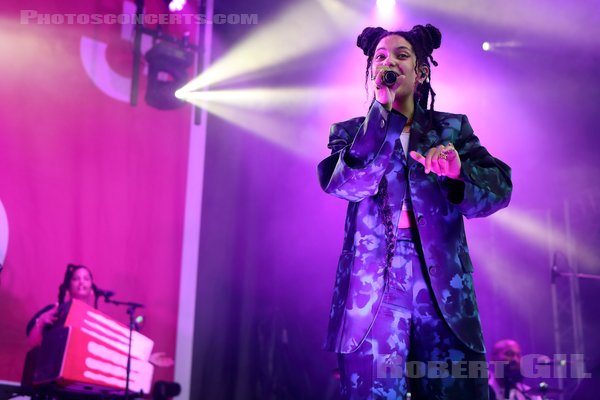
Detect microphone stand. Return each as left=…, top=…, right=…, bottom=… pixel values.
left=105, top=297, right=145, bottom=400
left=552, top=265, right=600, bottom=281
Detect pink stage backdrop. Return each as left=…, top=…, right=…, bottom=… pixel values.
left=0, top=0, right=193, bottom=385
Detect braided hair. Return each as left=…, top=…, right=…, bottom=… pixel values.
left=58, top=263, right=99, bottom=307
left=356, top=24, right=442, bottom=117
left=356, top=24, right=442, bottom=274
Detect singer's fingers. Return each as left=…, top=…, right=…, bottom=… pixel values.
left=424, top=147, right=439, bottom=174
left=429, top=145, right=442, bottom=175
left=445, top=143, right=458, bottom=161
left=439, top=144, right=458, bottom=168
left=372, top=67, right=386, bottom=86
left=372, top=67, right=402, bottom=87
left=438, top=149, right=448, bottom=176
left=409, top=151, right=426, bottom=166
left=445, top=144, right=462, bottom=179
left=446, top=143, right=460, bottom=160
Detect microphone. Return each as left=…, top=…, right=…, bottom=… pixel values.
left=95, top=288, right=115, bottom=300
left=382, top=70, right=399, bottom=86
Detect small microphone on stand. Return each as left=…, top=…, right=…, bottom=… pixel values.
left=95, top=288, right=116, bottom=302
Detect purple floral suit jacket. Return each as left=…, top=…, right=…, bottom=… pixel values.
left=317, top=101, right=512, bottom=354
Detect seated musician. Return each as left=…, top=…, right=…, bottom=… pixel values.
left=26, top=263, right=173, bottom=367
left=488, top=339, right=542, bottom=400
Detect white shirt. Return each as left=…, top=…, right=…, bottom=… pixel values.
left=400, top=131, right=410, bottom=158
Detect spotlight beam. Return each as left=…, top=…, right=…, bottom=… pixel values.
left=177, top=86, right=357, bottom=159
left=177, top=1, right=362, bottom=94
left=180, top=86, right=355, bottom=113
left=493, top=208, right=600, bottom=269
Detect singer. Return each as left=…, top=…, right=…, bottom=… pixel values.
left=317, top=24, right=512, bottom=399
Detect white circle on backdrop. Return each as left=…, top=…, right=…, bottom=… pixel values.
left=0, top=199, right=8, bottom=267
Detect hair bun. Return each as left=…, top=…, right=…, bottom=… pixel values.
left=424, top=24, right=442, bottom=50
left=409, top=24, right=442, bottom=55
left=356, top=27, right=388, bottom=56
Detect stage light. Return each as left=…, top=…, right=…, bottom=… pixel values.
left=134, top=315, right=146, bottom=331
left=175, top=0, right=364, bottom=154
left=174, top=89, right=185, bottom=100
left=480, top=41, right=520, bottom=52
left=168, top=0, right=186, bottom=12
left=377, top=0, right=396, bottom=13
left=371, top=0, right=401, bottom=27
left=145, top=41, right=194, bottom=110
left=400, top=0, right=594, bottom=47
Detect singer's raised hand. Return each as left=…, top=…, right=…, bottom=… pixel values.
left=372, top=67, right=404, bottom=111
left=410, top=143, right=462, bottom=179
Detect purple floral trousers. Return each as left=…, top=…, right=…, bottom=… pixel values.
left=338, top=228, right=489, bottom=400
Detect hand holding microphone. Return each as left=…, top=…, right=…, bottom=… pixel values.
left=372, top=67, right=404, bottom=110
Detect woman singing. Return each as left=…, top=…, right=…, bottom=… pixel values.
left=317, top=24, right=512, bottom=399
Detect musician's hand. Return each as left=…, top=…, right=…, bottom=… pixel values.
left=37, top=304, right=58, bottom=327
left=149, top=352, right=174, bottom=368
left=410, top=143, right=462, bottom=179
left=372, top=67, right=404, bottom=111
